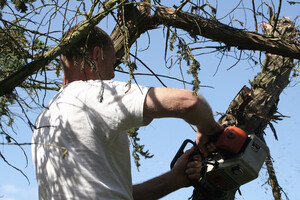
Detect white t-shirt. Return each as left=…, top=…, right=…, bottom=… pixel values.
left=32, top=80, right=150, bottom=200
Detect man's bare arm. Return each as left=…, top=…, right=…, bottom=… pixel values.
left=144, top=87, right=218, bottom=133
left=143, top=87, right=223, bottom=154
left=132, top=148, right=202, bottom=200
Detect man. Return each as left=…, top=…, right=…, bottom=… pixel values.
left=32, top=26, right=223, bottom=200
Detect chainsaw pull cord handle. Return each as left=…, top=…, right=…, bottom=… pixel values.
left=170, top=139, right=207, bottom=187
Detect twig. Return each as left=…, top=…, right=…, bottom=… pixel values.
left=174, top=0, right=190, bottom=14
left=0, top=151, right=29, bottom=184
left=252, top=0, right=258, bottom=32
left=115, top=70, right=213, bottom=88
left=272, top=0, right=282, bottom=35
left=129, top=52, right=167, bottom=87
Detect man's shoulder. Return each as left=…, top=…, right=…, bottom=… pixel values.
left=62, top=80, right=149, bottom=98
left=64, top=80, right=126, bottom=88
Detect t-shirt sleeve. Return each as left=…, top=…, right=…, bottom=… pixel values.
left=85, top=80, right=150, bottom=140
left=112, top=81, right=150, bottom=130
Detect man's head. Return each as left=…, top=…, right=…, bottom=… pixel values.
left=61, top=26, right=116, bottom=85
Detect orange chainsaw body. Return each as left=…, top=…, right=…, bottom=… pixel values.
left=215, top=126, right=248, bottom=154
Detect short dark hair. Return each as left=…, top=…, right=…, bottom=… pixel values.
left=62, top=25, right=113, bottom=61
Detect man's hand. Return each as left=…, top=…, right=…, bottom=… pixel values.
left=132, top=147, right=203, bottom=200
left=170, top=147, right=203, bottom=188
left=196, top=122, right=224, bottom=157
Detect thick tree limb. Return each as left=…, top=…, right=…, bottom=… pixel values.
left=155, top=7, right=300, bottom=60
left=110, top=1, right=157, bottom=65
left=192, top=17, right=295, bottom=200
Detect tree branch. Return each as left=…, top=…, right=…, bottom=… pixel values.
left=0, top=0, right=119, bottom=97
left=155, top=7, right=300, bottom=60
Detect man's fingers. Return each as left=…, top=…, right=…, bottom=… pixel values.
left=192, top=154, right=202, bottom=161
left=187, top=160, right=202, bottom=168
left=196, top=133, right=208, bottom=157
left=206, top=142, right=217, bottom=152
left=187, top=173, right=201, bottom=180
left=199, top=138, right=209, bottom=157
left=186, top=160, right=202, bottom=180
left=186, top=167, right=201, bottom=176
left=181, top=147, right=195, bottom=160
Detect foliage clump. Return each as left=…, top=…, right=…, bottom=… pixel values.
left=128, top=127, right=153, bottom=170
left=169, top=30, right=201, bottom=94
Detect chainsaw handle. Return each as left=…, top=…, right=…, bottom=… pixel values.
left=170, top=139, right=193, bottom=169
left=170, top=139, right=206, bottom=187
left=170, top=130, right=223, bottom=169
left=170, top=139, right=203, bottom=169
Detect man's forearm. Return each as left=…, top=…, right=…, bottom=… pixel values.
left=132, top=145, right=202, bottom=200
left=143, top=87, right=218, bottom=134
left=132, top=171, right=182, bottom=200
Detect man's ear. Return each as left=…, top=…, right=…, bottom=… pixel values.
left=92, top=46, right=102, bottom=61
left=91, top=46, right=103, bottom=71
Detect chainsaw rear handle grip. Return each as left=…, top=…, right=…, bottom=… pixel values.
left=170, top=130, right=225, bottom=170
left=170, top=139, right=205, bottom=188
left=170, top=139, right=203, bottom=169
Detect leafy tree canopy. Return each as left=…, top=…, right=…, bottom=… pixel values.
left=0, top=1, right=299, bottom=199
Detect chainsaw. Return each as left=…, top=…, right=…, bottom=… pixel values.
left=170, top=126, right=269, bottom=194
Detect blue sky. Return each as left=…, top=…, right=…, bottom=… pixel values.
left=1, top=1, right=300, bottom=200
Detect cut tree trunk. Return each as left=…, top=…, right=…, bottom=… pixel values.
left=191, top=17, right=297, bottom=200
